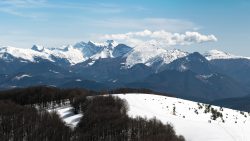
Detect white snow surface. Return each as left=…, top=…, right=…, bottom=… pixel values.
left=14, top=74, right=32, bottom=80
left=196, top=74, right=214, bottom=79
left=48, top=105, right=82, bottom=128
left=204, top=49, right=250, bottom=60
left=114, top=93, right=250, bottom=141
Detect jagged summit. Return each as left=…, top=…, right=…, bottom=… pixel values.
left=31, top=45, right=44, bottom=52
left=77, top=40, right=118, bottom=48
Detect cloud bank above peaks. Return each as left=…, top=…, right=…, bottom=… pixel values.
left=101, top=30, right=217, bottom=47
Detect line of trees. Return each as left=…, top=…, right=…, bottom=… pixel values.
left=0, top=100, right=72, bottom=141
left=104, top=88, right=169, bottom=96
left=0, top=86, right=170, bottom=107
left=0, top=86, right=97, bottom=107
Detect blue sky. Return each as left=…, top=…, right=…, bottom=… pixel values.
left=0, top=0, right=250, bottom=55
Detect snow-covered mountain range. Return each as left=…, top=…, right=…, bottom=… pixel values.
left=1, top=40, right=250, bottom=102
left=1, top=40, right=249, bottom=67
left=0, top=40, right=190, bottom=68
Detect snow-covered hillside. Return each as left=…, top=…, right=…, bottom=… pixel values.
left=52, top=93, right=250, bottom=141
left=116, top=94, right=250, bottom=141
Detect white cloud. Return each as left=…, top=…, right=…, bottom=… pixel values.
left=101, top=30, right=217, bottom=47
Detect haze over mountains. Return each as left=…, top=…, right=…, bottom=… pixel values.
left=1, top=40, right=250, bottom=102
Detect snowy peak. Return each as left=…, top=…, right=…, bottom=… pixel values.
left=204, top=49, right=250, bottom=60
left=51, top=45, right=85, bottom=65
left=90, top=40, right=118, bottom=48
left=187, top=52, right=209, bottom=63
left=31, top=45, right=44, bottom=52
left=125, top=44, right=189, bottom=69
left=112, top=44, right=132, bottom=58
left=82, top=40, right=118, bottom=48
left=106, top=40, right=118, bottom=48
left=74, top=41, right=102, bottom=58
left=74, top=40, right=120, bottom=59
left=162, top=49, right=189, bottom=64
